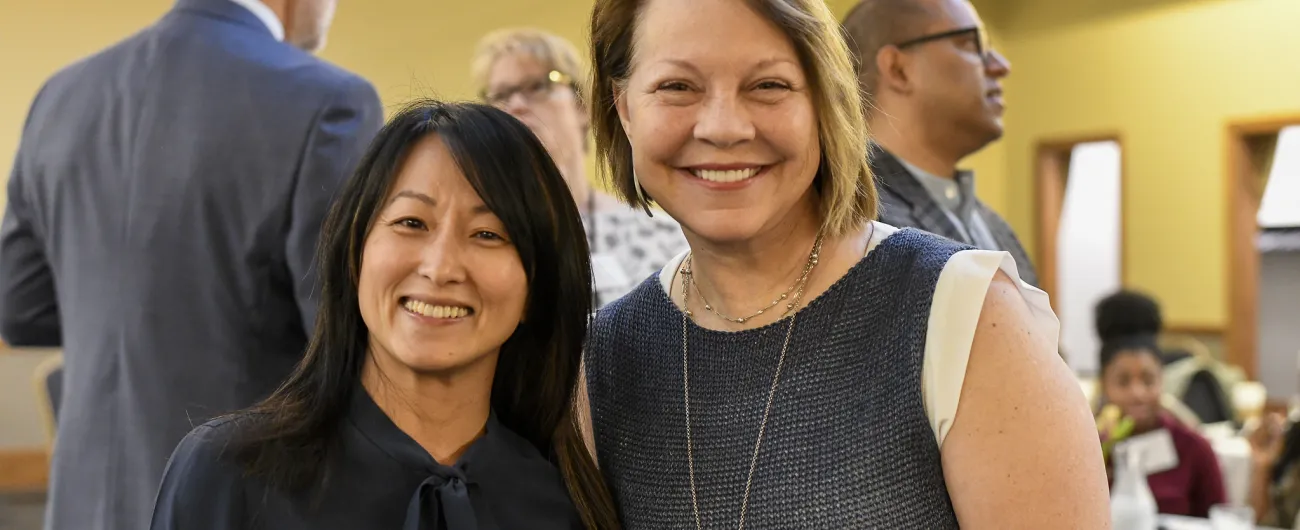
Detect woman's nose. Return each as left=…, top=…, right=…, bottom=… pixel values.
left=693, top=92, right=756, bottom=149
left=417, top=231, right=468, bottom=285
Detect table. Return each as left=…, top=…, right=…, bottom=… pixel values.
left=1160, top=514, right=1287, bottom=529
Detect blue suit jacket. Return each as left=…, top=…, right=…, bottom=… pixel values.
left=0, top=1, right=383, bottom=528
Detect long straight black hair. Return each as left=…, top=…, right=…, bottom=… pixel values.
left=230, top=100, right=618, bottom=529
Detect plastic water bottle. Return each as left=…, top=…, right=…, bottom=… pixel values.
left=1110, top=445, right=1158, bottom=530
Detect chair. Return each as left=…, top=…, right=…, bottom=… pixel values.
left=31, top=354, right=63, bottom=449
left=1160, top=393, right=1203, bottom=429
left=1161, top=335, right=1244, bottom=425
left=1181, top=370, right=1235, bottom=424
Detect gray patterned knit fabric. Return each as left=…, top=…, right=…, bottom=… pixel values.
left=586, top=228, right=967, bottom=528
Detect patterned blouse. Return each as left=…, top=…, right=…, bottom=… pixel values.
left=584, top=200, right=689, bottom=308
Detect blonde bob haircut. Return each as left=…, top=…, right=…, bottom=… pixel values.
left=588, top=0, right=877, bottom=237
left=471, top=28, right=586, bottom=101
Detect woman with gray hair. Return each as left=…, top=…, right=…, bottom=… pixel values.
left=578, top=0, right=1110, bottom=527
left=473, top=28, right=688, bottom=307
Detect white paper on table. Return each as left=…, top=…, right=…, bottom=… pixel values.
left=1116, top=429, right=1179, bottom=475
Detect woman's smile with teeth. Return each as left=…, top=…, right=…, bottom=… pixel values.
left=402, top=298, right=471, bottom=319
left=690, top=167, right=761, bottom=183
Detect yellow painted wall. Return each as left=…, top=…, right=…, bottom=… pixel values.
left=323, top=1, right=594, bottom=107
left=990, top=0, right=1300, bottom=328
left=0, top=0, right=597, bottom=205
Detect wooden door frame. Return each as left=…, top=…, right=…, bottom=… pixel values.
left=1224, top=114, right=1300, bottom=380
left=1033, top=133, right=1126, bottom=309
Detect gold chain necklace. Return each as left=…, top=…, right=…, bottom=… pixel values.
left=679, top=234, right=822, bottom=530
left=682, top=234, right=823, bottom=324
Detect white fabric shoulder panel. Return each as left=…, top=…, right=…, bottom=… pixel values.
left=656, top=222, right=1058, bottom=448
left=910, top=229, right=1058, bottom=447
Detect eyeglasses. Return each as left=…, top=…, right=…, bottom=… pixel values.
left=481, top=70, right=574, bottom=107
left=894, top=26, right=992, bottom=62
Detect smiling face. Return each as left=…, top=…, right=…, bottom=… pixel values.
left=485, top=53, right=589, bottom=182
left=1101, top=348, right=1164, bottom=432
left=357, top=135, right=528, bottom=377
left=615, top=0, right=822, bottom=244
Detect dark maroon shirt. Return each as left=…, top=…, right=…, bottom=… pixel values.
left=1141, top=413, right=1228, bottom=517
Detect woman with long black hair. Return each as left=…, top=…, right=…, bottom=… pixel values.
left=150, top=100, right=618, bottom=529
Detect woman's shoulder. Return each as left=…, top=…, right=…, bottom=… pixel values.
left=472, top=419, right=581, bottom=525
left=483, top=420, right=563, bottom=477
left=170, top=417, right=247, bottom=468
left=868, top=222, right=1039, bottom=292
left=587, top=276, right=681, bottom=375
left=151, top=417, right=253, bottom=529
left=869, top=222, right=968, bottom=259
left=595, top=273, right=676, bottom=323
left=855, top=222, right=1025, bottom=307
left=166, top=416, right=256, bottom=483
left=871, top=219, right=1047, bottom=318
left=905, top=217, right=1058, bottom=446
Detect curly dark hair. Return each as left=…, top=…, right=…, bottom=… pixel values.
left=1095, top=290, right=1162, bottom=370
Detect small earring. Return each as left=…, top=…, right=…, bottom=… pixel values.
left=632, top=171, right=646, bottom=203
left=632, top=171, right=652, bottom=216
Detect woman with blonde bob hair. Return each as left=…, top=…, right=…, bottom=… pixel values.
left=579, top=0, right=1110, bottom=527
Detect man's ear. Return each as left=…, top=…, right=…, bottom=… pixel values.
left=876, top=45, right=915, bottom=95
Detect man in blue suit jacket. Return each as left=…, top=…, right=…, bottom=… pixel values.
left=0, top=1, right=383, bottom=528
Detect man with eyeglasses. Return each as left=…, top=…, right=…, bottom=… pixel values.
left=472, top=28, right=688, bottom=307
left=843, top=0, right=1037, bottom=286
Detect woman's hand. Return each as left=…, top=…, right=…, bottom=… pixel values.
left=941, top=272, right=1110, bottom=529
left=1248, top=412, right=1287, bottom=523
left=1249, top=412, right=1287, bottom=470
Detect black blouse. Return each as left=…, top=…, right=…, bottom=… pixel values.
left=150, top=389, right=584, bottom=530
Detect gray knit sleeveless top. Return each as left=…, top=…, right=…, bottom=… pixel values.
left=586, top=228, right=967, bottom=528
